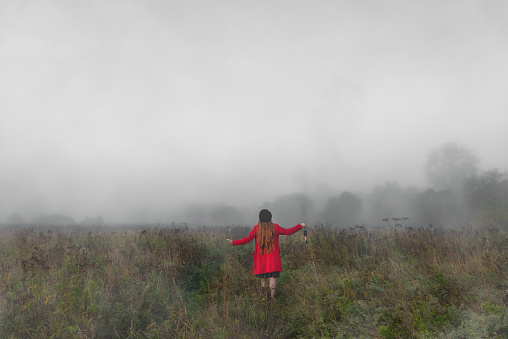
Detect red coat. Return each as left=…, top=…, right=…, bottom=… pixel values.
left=232, top=223, right=302, bottom=275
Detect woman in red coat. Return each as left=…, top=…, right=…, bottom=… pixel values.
left=227, top=209, right=305, bottom=299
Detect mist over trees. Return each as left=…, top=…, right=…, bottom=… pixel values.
left=82, top=216, right=105, bottom=226
left=463, top=169, right=508, bottom=225
left=261, top=193, right=316, bottom=227
left=30, top=214, right=76, bottom=226
left=258, top=142, right=507, bottom=228
left=172, top=141, right=507, bottom=229
left=320, top=192, right=362, bottom=226
left=179, top=203, right=251, bottom=226
left=424, top=142, right=479, bottom=195
left=412, top=189, right=465, bottom=226
left=3, top=142, right=507, bottom=229
left=363, top=182, right=419, bottom=224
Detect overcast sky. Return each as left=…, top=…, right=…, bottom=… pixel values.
left=1, top=0, right=507, bottom=223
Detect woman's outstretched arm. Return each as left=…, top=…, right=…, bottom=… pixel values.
left=276, top=223, right=306, bottom=235
left=227, top=226, right=257, bottom=245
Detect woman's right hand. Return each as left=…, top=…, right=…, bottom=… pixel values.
left=300, top=223, right=307, bottom=227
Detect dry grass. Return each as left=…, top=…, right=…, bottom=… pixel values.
left=0, top=223, right=506, bottom=338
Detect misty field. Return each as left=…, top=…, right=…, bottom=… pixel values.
left=0, top=223, right=507, bottom=338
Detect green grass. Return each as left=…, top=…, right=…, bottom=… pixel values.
left=0, top=224, right=507, bottom=338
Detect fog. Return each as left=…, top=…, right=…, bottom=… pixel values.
left=1, top=1, right=507, bottom=225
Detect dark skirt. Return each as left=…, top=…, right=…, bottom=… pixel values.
left=255, top=271, right=281, bottom=279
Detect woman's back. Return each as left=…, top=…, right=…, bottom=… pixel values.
left=227, top=209, right=305, bottom=299
left=232, top=222, right=303, bottom=274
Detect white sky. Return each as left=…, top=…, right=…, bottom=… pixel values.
left=1, top=0, right=507, bottom=222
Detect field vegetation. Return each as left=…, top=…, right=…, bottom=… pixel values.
left=0, top=222, right=507, bottom=338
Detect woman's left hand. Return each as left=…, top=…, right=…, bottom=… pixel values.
left=226, top=239, right=233, bottom=243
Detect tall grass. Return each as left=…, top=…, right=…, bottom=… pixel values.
left=0, top=223, right=506, bottom=338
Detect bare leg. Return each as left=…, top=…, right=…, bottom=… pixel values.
left=269, top=277, right=277, bottom=299
left=260, top=278, right=269, bottom=299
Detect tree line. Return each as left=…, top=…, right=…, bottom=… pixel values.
left=181, top=142, right=508, bottom=228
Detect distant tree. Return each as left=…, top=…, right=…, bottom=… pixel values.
left=463, top=169, right=508, bottom=226
left=5, top=213, right=25, bottom=225
left=320, top=191, right=362, bottom=226
left=264, top=193, right=315, bottom=226
left=82, top=216, right=104, bottom=225
left=180, top=204, right=246, bottom=225
left=31, top=214, right=76, bottom=225
left=412, top=189, right=465, bottom=226
left=181, top=203, right=209, bottom=225
left=365, top=182, right=419, bottom=224
left=424, top=142, right=479, bottom=194
left=210, top=204, right=243, bottom=225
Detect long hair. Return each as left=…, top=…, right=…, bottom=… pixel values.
left=257, top=220, right=274, bottom=254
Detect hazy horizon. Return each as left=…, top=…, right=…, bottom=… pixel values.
left=1, top=1, right=507, bottom=224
